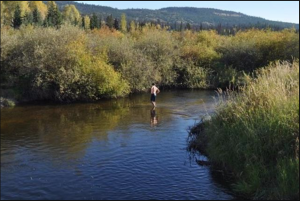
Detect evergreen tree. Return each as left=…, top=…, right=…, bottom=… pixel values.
left=45, top=1, right=62, bottom=28
left=12, top=5, right=22, bottom=29
left=23, top=11, right=34, bottom=26
left=28, top=1, right=47, bottom=20
left=200, top=23, right=203, bottom=31
left=106, top=15, right=114, bottom=29
left=114, top=18, right=119, bottom=30
left=74, top=18, right=79, bottom=26
left=98, top=16, right=102, bottom=29
left=82, top=16, right=85, bottom=29
left=120, top=13, right=127, bottom=32
left=90, top=13, right=99, bottom=30
left=180, top=21, right=183, bottom=32
left=45, top=2, right=55, bottom=27
left=217, top=23, right=222, bottom=34
left=186, top=23, right=191, bottom=30
left=53, top=5, right=62, bottom=28
left=33, top=8, right=43, bottom=25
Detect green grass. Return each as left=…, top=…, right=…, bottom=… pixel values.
left=196, top=61, right=299, bottom=200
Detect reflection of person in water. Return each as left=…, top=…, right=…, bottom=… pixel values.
left=151, top=108, right=158, bottom=126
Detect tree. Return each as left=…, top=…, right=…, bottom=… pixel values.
left=82, top=16, right=85, bottom=28
left=180, top=21, right=183, bottom=32
left=28, top=1, right=47, bottom=20
left=186, top=23, right=191, bottom=30
left=114, top=18, right=119, bottom=30
left=81, top=15, right=90, bottom=30
left=63, top=4, right=81, bottom=26
left=12, top=5, right=22, bottom=28
left=217, top=23, right=222, bottom=34
left=23, top=11, right=33, bottom=26
left=32, top=8, right=43, bottom=25
left=45, top=1, right=62, bottom=28
left=120, top=13, right=127, bottom=33
left=200, top=23, right=203, bottom=31
left=90, top=13, right=99, bottom=30
left=3, top=1, right=29, bottom=26
left=130, top=20, right=136, bottom=32
left=174, top=22, right=177, bottom=31
left=106, top=15, right=114, bottom=29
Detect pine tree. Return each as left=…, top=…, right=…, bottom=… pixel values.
left=180, top=21, right=183, bottom=32
left=23, top=11, right=34, bottom=26
left=45, top=1, right=62, bottom=28
left=120, top=13, right=127, bottom=33
left=53, top=5, right=62, bottom=28
left=106, top=15, right=114, bottom=29
left=114, top=18, right=119, bottom=30
left=217, top=23, right=222, bottom=34
left=33, top=8, right=43, bottom=25
left=82, top=16, right=85, bottom=29
left=28, top=1, right=47, bottom=20
left=90, top=13, right=99, bottom=30
left=186, top=23, right=191, bottom=30
left=45, top=2, right=55, bottom=27
left=12, top=5, right=22, bottom=29
left=74, top=18, right=79, bottom=26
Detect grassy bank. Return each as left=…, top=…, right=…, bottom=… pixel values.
left=190, top=61, right=299, bottom=200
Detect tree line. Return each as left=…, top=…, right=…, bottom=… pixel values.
left=2, top=1, right=296, bottom=34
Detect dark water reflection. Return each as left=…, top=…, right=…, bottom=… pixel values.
left=1, top=90, right=235, bottom=200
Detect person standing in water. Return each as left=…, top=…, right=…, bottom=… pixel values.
left=151, top=83, right=160, bottom=108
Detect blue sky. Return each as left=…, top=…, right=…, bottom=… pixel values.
left=76, top=1, right=299, bottom=24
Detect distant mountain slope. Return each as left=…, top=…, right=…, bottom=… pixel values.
left=53, top=1, right=299, bottom=29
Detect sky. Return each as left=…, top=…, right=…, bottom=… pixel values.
left=76, top=1, right=299, bottom=24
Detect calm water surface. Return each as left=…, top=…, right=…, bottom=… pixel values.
left=1, top=90, right=235, bottom=200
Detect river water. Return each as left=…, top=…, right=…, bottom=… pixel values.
left=1, top=90, right=235, bottom=200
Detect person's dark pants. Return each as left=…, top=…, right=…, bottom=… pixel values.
left=151, top=94, right=156, bottom=102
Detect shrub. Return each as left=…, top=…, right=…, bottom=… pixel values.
left=218, top=29, right=299, bottom=72
left=1, top=25, right=130, bottom=102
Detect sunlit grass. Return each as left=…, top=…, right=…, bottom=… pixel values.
left=203, top=61, right=299, bottom=199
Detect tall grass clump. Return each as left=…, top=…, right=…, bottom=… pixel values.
left=204, top=61, right=299, bottom=199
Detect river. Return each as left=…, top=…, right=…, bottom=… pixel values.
left=1, top=90, right=235, bottom=200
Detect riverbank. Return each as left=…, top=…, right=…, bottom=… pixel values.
left=1, top=25, right=298, bottom=103
left=189, top=61, right=299, bottom=200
